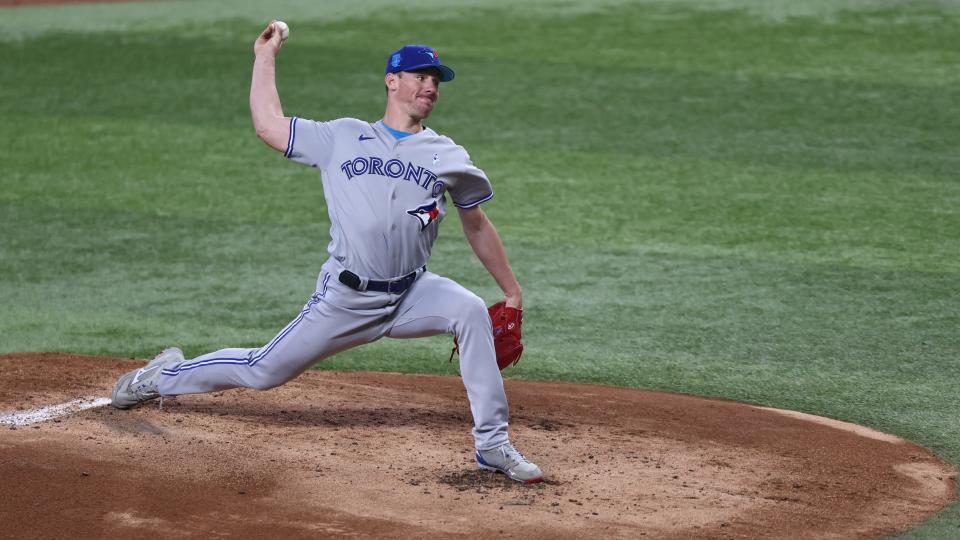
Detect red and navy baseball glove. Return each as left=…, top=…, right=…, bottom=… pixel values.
left=450, top=301, right=524, bottom=370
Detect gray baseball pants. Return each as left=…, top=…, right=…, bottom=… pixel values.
left=156, top=258, right=510, bottom=450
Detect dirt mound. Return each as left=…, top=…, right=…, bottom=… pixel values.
left=0, top=353, right=954, bottom=538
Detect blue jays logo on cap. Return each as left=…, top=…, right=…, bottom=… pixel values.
left=385, top=45, right=455, bottom=82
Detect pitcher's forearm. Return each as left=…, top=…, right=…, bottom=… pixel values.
left=250, top=54, right=289, bottom=151
left=461, top=210, right=523, bottom=308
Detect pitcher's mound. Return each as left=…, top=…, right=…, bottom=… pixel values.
left=0, top=353, right=954, bottom=538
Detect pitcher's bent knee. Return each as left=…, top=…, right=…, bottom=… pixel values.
left=451, top=294, right=492, bottom=335
left=244, top=363, right=302, bottom=391
left=249, top=378, right=285, bottom=391
left=464, top=294, right=490, bottom=323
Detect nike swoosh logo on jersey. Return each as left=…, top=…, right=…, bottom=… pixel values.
left=359, top=134, right=375, bottom=141
left=132, top=365, right=161, bottom=384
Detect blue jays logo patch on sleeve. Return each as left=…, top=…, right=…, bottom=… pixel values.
left=407, top=200, right=441, bottom=231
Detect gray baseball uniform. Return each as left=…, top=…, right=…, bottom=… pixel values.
left=156, top=118, right=510, bottom=450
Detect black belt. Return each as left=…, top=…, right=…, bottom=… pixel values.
left=338, top=266, right=424, bottom=294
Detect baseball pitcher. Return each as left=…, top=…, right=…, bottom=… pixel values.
left=110, top=21, right=543, bottom=484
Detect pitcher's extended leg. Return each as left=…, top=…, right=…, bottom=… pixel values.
left=157, top=272, right=383, bottom=396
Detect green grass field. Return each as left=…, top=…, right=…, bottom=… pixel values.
left=2, top=0, right=958, bottom=536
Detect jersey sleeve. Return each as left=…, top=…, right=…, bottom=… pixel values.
left=446, top=150, right=494, bottom=209
left=283, top=117, right=339, bottom=169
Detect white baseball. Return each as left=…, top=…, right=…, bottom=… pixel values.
left=274, top=21, right=289, bottom=42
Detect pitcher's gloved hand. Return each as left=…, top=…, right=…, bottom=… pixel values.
left=450, top=301, right=524, bottom=370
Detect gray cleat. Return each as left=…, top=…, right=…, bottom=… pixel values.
left=476, top=442, right=544, bottom=484
left=110, top=347, right=184, bottom=409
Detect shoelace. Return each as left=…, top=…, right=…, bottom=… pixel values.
left=132, top=378, right=159, bottom=399
left=501, top=444, right=531, bottom=466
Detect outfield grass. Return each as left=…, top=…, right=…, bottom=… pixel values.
left=1, top=1, right=958, bottom=536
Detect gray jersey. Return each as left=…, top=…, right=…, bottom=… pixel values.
left=284, top=118, right=493, bottom=280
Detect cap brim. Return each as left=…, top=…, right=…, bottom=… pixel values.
left=402, top=63, right=455, bottom=82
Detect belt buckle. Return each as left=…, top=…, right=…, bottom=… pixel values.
left=385, top=268, right=420, bottom=295
left=389, top=273, right=411, bottom=294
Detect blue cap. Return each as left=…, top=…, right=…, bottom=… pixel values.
left=385, top=45, right=455, bottom=82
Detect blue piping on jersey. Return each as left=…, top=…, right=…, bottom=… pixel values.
left=284, top=116, right=298, bottom=157
left=454, top=192, right=494, bottom=209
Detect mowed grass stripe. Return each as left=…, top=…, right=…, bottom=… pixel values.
left=4, top=114, right=955, bottom=275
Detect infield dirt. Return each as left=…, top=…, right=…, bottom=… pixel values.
left=0, top=353, right=955, bottom=539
